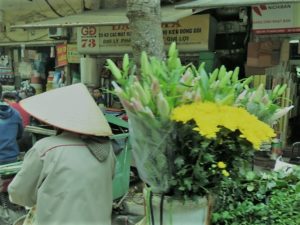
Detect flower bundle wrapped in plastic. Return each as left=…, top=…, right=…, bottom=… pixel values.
left=106, top=43, right=293, bottom=195
left=107, top=43, right=190, bottom=192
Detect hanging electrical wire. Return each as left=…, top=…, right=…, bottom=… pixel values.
left=44, top=0, right=64, bottom=17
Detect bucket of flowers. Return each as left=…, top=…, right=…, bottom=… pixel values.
left=106, top=43, right=293, bottom=225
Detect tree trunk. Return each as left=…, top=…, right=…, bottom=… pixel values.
left=127, top=0, right=165, bottom=67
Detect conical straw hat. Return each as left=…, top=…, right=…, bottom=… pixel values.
left=20, top=83, right=112, bottom=136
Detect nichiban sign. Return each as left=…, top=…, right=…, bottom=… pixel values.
left=252, top=3, right=300, bottom=34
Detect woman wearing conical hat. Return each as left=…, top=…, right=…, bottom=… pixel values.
left=8, top=83, right=115, bottom=225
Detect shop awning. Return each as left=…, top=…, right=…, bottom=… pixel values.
left=0, top=40, right=65, bottom=47
left=175, top=0, right=300, bottom=9
left=11, top=6, right=196, bottom=29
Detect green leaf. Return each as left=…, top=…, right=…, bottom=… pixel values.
left=198, top=68, right=210, bottom=100
left=217, top=93, right=235, bottom=105
left=241, top=76, right=253, bottom=87
left=184, top=178, right=193, bottom=190
left=247, top=184, right=255, bottom=192
left=267, top=181, right=277, bottom=189
left=232, top=67, right=240, bottom=83
left=141, top=51, right=152, bottom=77
left=296, top=181, right=300, bottom=193
left=218, top=65, right=227, bottom=80
left=246, top=171, right=256, bottom=181
left=198, top=62, right=206, bottom=72
left=209, top=68, right=219, bottom=84
left=277, top=84, right=287, bottom=96
left=174, top=156, right=185, bottom=168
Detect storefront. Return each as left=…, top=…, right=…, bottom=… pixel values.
left=0, top=40, right=65, bottom=93
left=11, top=6, right=210, bottom=106
left=0, top=0, right=88, bottom=92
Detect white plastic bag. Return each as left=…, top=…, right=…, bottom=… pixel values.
left=273, top=156, right=296, bottom=174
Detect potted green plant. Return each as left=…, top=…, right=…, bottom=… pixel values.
left=106, top=43, right=293, bottom=225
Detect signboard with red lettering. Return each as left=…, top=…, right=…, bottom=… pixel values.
left=56, top=44, right=68, bottom=67
left=252, top=3, right=300, bottom=34
left=77, top=14, right=216, bottom=54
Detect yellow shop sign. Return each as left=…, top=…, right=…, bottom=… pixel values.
left=77, top=14, right=217, bottom=54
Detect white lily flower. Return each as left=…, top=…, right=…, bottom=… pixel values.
left=270, top=105, right=294, bottom=122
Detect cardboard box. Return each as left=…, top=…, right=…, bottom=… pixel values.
left=272, top=51, right=280, bottom=65
left=272, top=41, right=282, bottom=50
left=259, top=41, right=273, bottom=54
left=247, top=41, right=283, bottom=67
left=247, top=54, right=272, bottom=68
left=258, top=54, right=273, bottom=67
left=247, top=42, right=260, bottom=58
left=280, top=40, right=290, bottom=62
left=246, top=57, right=259, bottom=67
left=245, top=65, right=266, bottom=76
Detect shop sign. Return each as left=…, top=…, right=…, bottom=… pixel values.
left=252, top=3, right=300, bottom=34
left=67, top=44, right=80, bottom=63
left=56, top=44, right=68, bottom=67
left=77, top=14, right=216, bottom=54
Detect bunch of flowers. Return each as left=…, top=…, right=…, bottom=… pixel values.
left=106, top=42, right=292, bottom=197
left=235, top=83, right=293, bottom=126
left=169, top=102, right=274, bottom=198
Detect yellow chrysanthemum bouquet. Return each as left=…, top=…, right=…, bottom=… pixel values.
left=106, top=43, right=292, bottom=198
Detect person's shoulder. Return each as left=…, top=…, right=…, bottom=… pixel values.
left=11, top=102, right=29, bottom=116
left=10, top=103, right=22, bottom=114
left=10, top=106, right=22, bottom=118
left=34, top=135, right=63, bottom=156
left=35, top=135, right=62, bottom=146
left=35, top=133, right=83, bottom=148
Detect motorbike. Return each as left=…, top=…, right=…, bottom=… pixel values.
left=0, top=161, right=27, bottom=225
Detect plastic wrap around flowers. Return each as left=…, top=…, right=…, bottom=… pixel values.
left=171, top=102, right=275, bottom=149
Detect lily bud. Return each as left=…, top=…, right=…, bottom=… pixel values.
left=180, top=69, right=193, bottom=85
left=253, top=84, right=265, bottom=102
left=112, top=81, right=127, bottom=99
left=106, top=59, right=122, bottom=80
left=236, top=90, right=248, bottom=103
left=133, top=81, right=150, bottom=105
left=270, top=106, right=294, bottom=123
left=156, top=92, right=170, bottom=121
left=151, top=78, right=161, bottom=96
left=144, top=106, right=155, bottom=118
left=131, top=97, right=144, bottom=112
left=120, top=99, right=134, bottom=112
left=112, top=81, right=123, bottom=94
left=182, top=90, right=194, bottom=102
left=261, top=94, right=270, bottom=105
left=194, top=88, right=202, bottom=102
